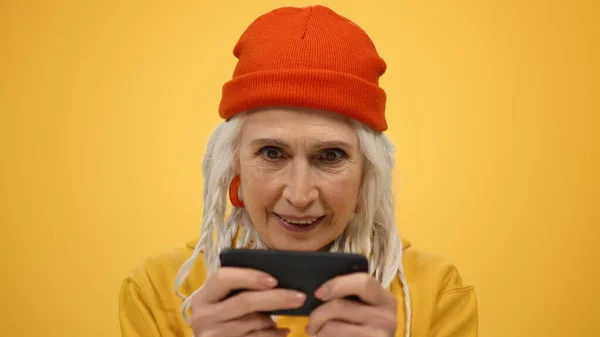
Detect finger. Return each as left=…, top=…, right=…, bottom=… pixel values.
left=246, top=327, right=291, bottom=337
left=315, top=273, right=395, bottom=307
left=306, top=299, right=396, bottom=336
left=199, top=313, right=275, bottom=337
left=214, top=288, right=306, bottom=321
left=199, top=327, right=288, bottom=337
left=313, top=320, right=375, bottom=337
left=194, top=267, right=278, bottom=304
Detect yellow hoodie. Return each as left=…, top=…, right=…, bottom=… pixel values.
left=119, top=239, right=478, bottom=337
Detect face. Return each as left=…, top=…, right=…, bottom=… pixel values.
left=237, top=107, right=364, bottom=251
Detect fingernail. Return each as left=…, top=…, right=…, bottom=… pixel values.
left=315, top=286, right=329, bottom=300
left=292, top=292, right=306, bottom=302
left=264, top=277, right=277, bottom=287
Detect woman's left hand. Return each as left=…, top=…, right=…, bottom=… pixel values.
left=305, top=273, right=398, bottom=337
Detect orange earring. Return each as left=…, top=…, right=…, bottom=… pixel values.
left=229, top=175, right=245, bottom=208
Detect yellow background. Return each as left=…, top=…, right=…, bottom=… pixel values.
left=1, top=0, right=598, bottom=336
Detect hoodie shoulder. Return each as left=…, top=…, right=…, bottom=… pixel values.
left=121, top=240, right=207, bottom=311
left=399, top=242, right=478, bottom=337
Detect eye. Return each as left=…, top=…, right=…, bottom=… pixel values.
left=319, top=148, right=346, bottom=162
left=259, top=146, right=284, bottom=160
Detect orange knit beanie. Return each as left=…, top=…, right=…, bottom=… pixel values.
left=218, top=5, right=388, bottom=131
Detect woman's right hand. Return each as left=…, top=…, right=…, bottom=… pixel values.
left=190, top=267, right=307, bottom=337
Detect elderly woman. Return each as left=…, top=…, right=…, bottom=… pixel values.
left=119, top=5, right=478, bottom=337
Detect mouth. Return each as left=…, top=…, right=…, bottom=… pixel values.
left=274, top=213, right=325, bottom=232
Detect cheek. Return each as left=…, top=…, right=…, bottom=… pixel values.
left=320, top=169, right=362, bottom=211
left=239, top=160, right=280, bottom=207
left=244, top=180, right=275, bottom=206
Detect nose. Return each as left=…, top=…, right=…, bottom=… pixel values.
left=282, top=159, right=318, bottom=209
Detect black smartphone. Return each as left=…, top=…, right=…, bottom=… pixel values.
left=219, top=248, right=369, bottom=316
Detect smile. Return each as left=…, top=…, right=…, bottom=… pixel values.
left=274, top=213, right=325, bottom=232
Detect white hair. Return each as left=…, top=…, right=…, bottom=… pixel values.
left=174, top=112, right=412, bottom=337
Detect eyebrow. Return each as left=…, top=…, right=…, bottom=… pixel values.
left=249, top=138, right=355, bottom=150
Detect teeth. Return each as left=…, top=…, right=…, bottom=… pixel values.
left=282, top=217, right=317, bottom=225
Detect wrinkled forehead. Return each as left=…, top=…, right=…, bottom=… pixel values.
left=240, top=107, right=358, bottom=144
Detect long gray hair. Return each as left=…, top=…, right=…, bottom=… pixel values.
left=174, top=111, right=412, bottom=337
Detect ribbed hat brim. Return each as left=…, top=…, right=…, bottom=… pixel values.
left=219, top=67, right=387, bottom=131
